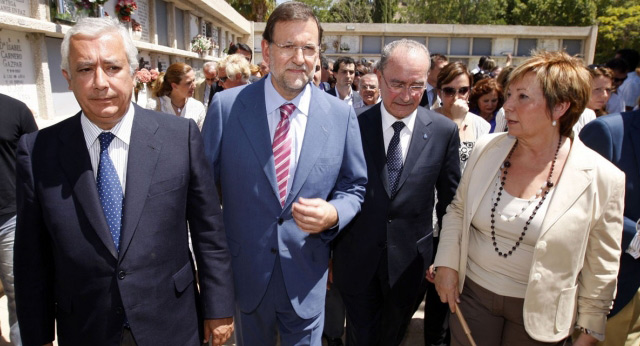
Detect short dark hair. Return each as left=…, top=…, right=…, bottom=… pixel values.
left=606, top=58, right=629, bottom=74
left=321, top=54, right=328, bottom=69
left=430, top=54, right=448, bottom=71
left=436, top=61, right=471, bottom=89
left=228, top=42, right=252, bottom=57
left=262, top=1, right=323, bottom=45
left=478, top=55, right=488, bottom=68
left=333, top=57, right=355, bottom=73
left=616, top=48, right=640, bottom=70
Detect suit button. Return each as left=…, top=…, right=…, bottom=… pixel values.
left=536, top=241, right=547, bottom=250
left=116, top=307, right=123, bottom=315
left=278, top=218, right=284, bottom=225
left=532, top=273, right=542, bottom=281
left=387, top=219, right=392, bottom=224
left=271, top=248, right=277, bottom=254
left=118, top=271, right=126, bottom=280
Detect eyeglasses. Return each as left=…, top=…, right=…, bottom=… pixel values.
left=381, top=73, right=425, bottom=95
left=441, top=86, right=470, bottom=97
left=206, top=77, right=218, bottom=82
left=218, top=76, right=229, bottom=83
left=271, top=42, right=318, bottom=58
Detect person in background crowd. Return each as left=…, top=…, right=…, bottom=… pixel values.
left=327, top=56, right=362, bottom=106
left=15, top=17, right=234, bottom=346
left=217, top=54, right=251, bottom=90
left=201, top=2, right=367, bottom=344
left=615, top=48, right=640, bottom=111
left=353, top=72, right=381, bottom=110
left=249, top=63, right=262, bottom=83
left=313, top=58, right=322, bottom=87
left=259, top=60, right=270, bottom=77
left=0, top=93, right=37, bottom=345
left=471, top=56, right=488, bottom=75
left=605, top=58, right=628, bottom=114
left=194, top=61, right=222, bottom=108
left=352, top=63, right=370, bottom=92
left=421, top=53, right=449, bottom=109
left=469, top=78, right=504, bottom=132
left=492, top=65, right=517, bottom=132
left=587, top=65, right=614, bottom=117
left=334, top=38, right=461, bottom=346
left=318, top=54, right=332, bottom=91
left=227, top=42, right=253, bottom=62
left=434, top=62, right=490, bottom=171
left=433, top=50, right=624, bottom=346
left=580, top=109, right=640, bottom=346
left=149, top=62, right=206, bottom=129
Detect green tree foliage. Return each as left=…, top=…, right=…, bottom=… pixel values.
left=504, top=0, right=597, bottom=26
left=373, top=0, right=395, bottom=23
left=595, top=5, right=640, bottom=62
left=227, top=0, right=276, bottom=22
left=397, top=0, right=508, bottom=24
left=297, top=0, right=334, bottom=22
left=328, top=0, right=374, bottom=23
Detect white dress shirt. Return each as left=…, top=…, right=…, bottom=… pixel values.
left=155, top=96, right=206, bottom=130
left=381, top=103, right=417, bottom=163
left=81, top=103, right=134, bottom=196
left=264, top=74, right=311, bottom=193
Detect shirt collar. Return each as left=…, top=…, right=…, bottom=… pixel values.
left=264, top=74, right=311, bottom=117
left=380, top=102, right=417, bottom=133
left=81, top=102, right=135, bottom=146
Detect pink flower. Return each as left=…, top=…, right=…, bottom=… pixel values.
left=135, top=68, right=151, bottom=83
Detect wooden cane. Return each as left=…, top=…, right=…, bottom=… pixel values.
left=455, top=302, right=478, bottom=346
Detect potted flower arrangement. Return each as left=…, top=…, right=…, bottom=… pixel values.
left=131, top=19, right=143, bottom=40
left=134, top=68, right=158, bottom=107
left=339, top=42, right=350, bottom=52
left=73, top=0, right=108, bottom=18
left=115, top=0, right=137, bottom=22
left=191, top=35, right=214, bottom=56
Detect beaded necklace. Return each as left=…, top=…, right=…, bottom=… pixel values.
left=490, top=137, right=562, bottom=258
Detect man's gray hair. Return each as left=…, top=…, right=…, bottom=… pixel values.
left=61, top=17, right=139, bottom=76
left=203, top=61, right=218, bottom=71
left=378, top=39, right=430, bottom=72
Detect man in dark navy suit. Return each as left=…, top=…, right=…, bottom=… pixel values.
left=15, top=18, right=234, bottom=346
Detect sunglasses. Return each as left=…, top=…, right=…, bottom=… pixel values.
left=218, top=76, right=229, bottom=83
left=441, top=86, right=470, bottom=97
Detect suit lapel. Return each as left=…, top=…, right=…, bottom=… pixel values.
left=237, top=80, right=280, bottom=200
left=539, top=138, right=593, bottom=238
left=119, top=106, right=161, bottom=260
left=58, top=113, right=118, bottom=259
left=361, top=105, right=391, bottom=197
left=395, top=108, right=432, bottom=193
left=286, top=87, right=330, bottom=208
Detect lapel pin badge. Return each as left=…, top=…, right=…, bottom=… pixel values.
left=423, top=133, right=428, bottom=139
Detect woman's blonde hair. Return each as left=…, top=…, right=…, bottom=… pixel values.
left=506, top=51, right=591, bottom=137
left=220, top=54, right=251, bottom=83
left=152, top=62, right=193, bottom=97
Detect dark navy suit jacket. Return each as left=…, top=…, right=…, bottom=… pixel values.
left=334, top=104, right=461, bottom=293
left=15, top=105, right=234, bottom=345
left=580, top=110, right=640, bottom=317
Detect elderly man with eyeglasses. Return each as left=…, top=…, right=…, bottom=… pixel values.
left=201, top=2, right=367, bottom=345
left=332, top=39, right=461, bottom=346
left=194, top=61, right=222, bottom=108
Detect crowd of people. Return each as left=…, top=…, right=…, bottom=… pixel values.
left=1, top=1, right=640, bottom=346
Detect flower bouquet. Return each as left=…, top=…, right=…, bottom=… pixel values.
left=115, top=0, right=137, bottom=22
left=73, top=0, right=108, bottom=17
left=191, top=35, right=213, bottom=56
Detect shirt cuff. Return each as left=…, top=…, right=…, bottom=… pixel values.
left=626, top=229, right=640, bottom=259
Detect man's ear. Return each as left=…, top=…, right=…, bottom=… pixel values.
left=62, top=70, right=72, bottom=91
left=261, top=39, right=270, bottom=66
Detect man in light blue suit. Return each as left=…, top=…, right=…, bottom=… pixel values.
left=201, top=2, right=367, bottom=344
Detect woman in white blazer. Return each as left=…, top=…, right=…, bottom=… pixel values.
left=432, top=51, right=625, bottom=346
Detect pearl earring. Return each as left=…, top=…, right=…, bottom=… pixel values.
left=552, top=120, right=557, bottom=127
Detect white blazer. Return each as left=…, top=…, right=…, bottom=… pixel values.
left=434, top=132, right=625, bottom=342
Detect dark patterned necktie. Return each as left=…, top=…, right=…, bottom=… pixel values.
left=97, top=132, right=123, bottom=252
left=387, top=121, right=405, bottom=196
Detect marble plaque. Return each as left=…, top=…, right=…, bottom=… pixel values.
left=0, top=0, right=29, bottom=17
left=0, top=30, right=38, bottom=113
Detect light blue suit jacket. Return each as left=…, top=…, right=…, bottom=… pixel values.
left=201, top=78, right=367, bottom=319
